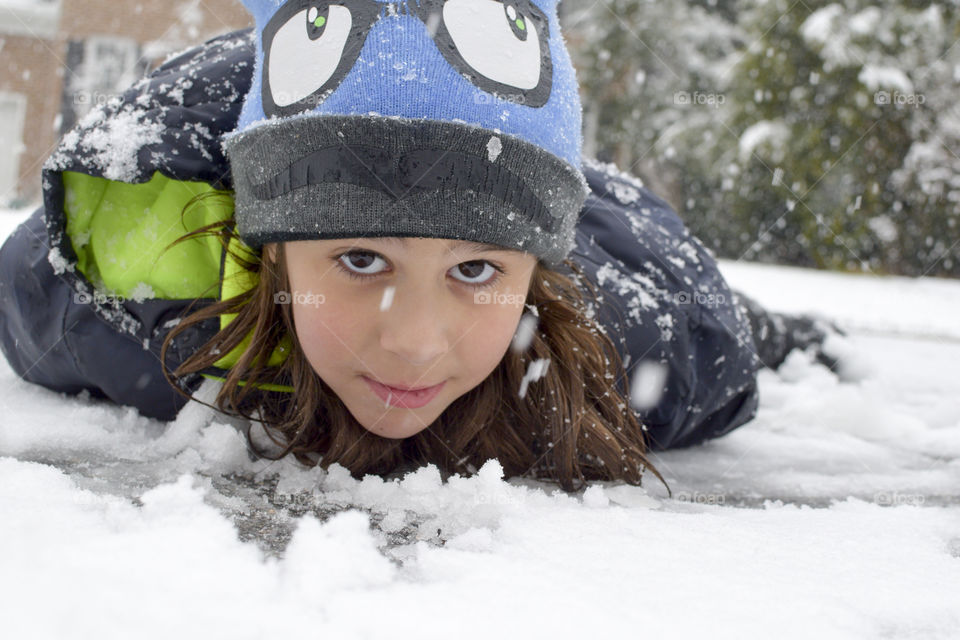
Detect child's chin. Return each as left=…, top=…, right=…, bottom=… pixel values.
left=363, top=423, right=432, bottom=440
left=353, top=409, right=441, bottom=440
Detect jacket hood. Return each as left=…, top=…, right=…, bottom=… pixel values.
left=40, top=27, right=292, bottom=389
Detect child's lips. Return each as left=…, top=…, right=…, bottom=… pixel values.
left=362, top=376, right=447, bottom=409
left=366, top=377, right=443, bottom=392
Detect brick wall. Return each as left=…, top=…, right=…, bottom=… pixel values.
left=0, top=0, right=252, bottom=204
left=0, top=33, right=63, bottom=203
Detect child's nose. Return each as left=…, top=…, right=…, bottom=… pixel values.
left=377, top=287, right=452, bottom=366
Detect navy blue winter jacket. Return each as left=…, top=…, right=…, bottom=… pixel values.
left=0, top=29, right=759, bottom=450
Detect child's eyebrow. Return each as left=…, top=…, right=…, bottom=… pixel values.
left=366, top=237, right=515, bottom=254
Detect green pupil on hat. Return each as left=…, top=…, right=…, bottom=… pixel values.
left=313, top=15, right=326, bottom=28
left=515, top=18, right=525, bottom=30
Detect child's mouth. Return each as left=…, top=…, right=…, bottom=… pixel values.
left=362, top=376, right=446, bottom=409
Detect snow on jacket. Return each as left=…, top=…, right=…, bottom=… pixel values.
left=0, top=29, right=760, bottom=450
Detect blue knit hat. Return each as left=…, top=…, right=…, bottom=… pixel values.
left=224, top=0, right=589, bottom=268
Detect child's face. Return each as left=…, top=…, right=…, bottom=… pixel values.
left=268, top=237, right=538, bottom=439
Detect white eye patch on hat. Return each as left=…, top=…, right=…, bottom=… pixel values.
left=261, top=0, right=554, bottom=117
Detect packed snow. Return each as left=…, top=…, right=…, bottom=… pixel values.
left=1, top=208, right=958, bottom=639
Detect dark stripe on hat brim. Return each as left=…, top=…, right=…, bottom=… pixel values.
left=250, top=144, right=557, bottom=233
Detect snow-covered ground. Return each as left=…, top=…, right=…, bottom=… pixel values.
left=1, top=208, right=958, bottom=639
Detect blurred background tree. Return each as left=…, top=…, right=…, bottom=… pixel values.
left=563, top=0, right=960, bottom=278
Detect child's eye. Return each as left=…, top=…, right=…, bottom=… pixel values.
left=337, top=250, right=387, bottom=276
left=450, top=260, right=502, bottom=287
left=334, top=251, right=506, bottom=289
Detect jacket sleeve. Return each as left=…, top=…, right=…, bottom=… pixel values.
left=0, top=207, right=213, bottom=420
left=571, top=161, right=760, bottom=450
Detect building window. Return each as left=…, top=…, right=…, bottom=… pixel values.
left=0, top=91, right=27, bottom=204
left=0, top=0, right=61, bottom=39
left=59, top=35, right=146, bottom=134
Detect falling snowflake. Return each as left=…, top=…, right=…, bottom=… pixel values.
left=517, top=358, right=550, bottom=399
left=380, top=286, right=395, bottom=312
left=629, top=360, right=668, bottom=410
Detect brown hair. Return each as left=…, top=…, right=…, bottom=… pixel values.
left=160, top=206, right=669, bottom=495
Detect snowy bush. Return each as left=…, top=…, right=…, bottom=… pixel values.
left=565, top=0, right=960, bottom=277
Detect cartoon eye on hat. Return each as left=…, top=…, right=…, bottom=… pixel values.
left=260, top=0, right=554, bottom=117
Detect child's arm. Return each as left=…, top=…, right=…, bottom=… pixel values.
left=0, top=206, right=204, bottom=420
left=0, top=207, right=96, bottom=397
left=573, top=160, right=761, bottom=450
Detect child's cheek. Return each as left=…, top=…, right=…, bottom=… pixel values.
left=285, top=269, right=362, bottom=344
left=457, top=298, right=528, bottom=385
left=289, top=286, right=364, bottom=349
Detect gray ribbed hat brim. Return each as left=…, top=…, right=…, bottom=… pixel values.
left=223, top=114, right=588, bottom=268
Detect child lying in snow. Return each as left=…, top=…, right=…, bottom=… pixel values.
left=0, top=0, right=844, bottom=493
